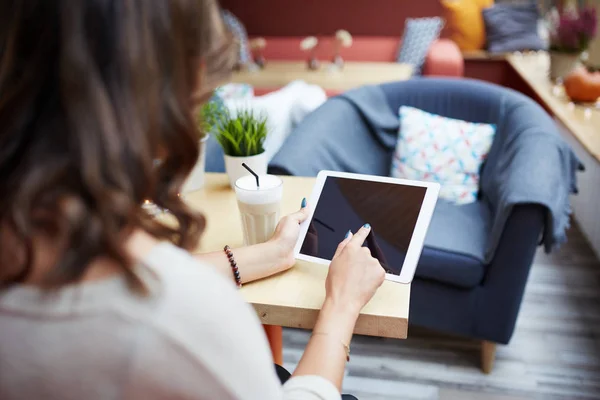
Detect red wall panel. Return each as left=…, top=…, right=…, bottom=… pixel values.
left=219, top=0, right=445, bottom=37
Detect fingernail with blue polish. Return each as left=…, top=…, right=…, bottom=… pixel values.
left=363, top=223, right=371, bottom=229
left=345, top=230, right=351, bottom=239
left=301, top=198, right=307, bottom=208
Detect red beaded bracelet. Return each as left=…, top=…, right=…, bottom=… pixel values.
left=224, top=245, right=242, bottom=288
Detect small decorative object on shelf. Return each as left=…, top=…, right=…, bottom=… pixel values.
left=547, top=4, right=597, bottom=81
left=564, top=65, right=600, bottom=103
left=250, top=37, right=267, bottom=69
left=202, top=103, right=269, bottom=188
left=300, top=36, right=320, bottom=70
left=332, top=30, right=353, bottom=70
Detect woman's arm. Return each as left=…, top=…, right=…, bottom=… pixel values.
left=126, top=245, right=342, bottom=400
left=194, top=241, right=287, bottom=284
left=291, top=299, right=359, bottom=390
left=292, top=226, right=386, bottom=391
left=194, top=205, right=309, bottom=284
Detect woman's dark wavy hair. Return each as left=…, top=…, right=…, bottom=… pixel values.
left=0, top=0, right=235, bottom=291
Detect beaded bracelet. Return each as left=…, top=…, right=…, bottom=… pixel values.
left=224, top=245, right=242, bottom=288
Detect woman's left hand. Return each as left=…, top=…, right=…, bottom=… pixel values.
left=269, top=199, right=310, bottom=270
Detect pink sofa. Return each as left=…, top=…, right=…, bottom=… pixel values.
left=252, top=36, right=464, bottom=96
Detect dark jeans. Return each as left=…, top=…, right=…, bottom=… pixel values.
left=275, top=364, right=358, bottom=400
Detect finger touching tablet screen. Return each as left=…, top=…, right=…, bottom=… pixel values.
left=294, top=171, right=440, bottom=284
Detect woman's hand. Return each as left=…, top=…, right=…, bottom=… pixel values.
left=268, top=199, right=310, bottom=271
left=194, top=199, right=309, bottom=284
left=293, top=224, right=385, bottom=389
left=325, top=224, right=386, bottom=315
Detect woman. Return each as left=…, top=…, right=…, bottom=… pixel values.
left=0, top=1, right=385, bottom=399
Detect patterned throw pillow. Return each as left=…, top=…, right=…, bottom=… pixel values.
left=222, top=10, right=251, bottom=65
left=397, top=17, right=444, bottom=75
left=391, top=106, right=496, bottom=205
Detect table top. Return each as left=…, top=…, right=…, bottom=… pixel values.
left=230, top=61, right=414, bottom=92
left=506, top=53, right=600, bottom=162
left=184, top=173, right=410, bottom=339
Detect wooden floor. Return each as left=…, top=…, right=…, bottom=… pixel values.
left=282, top=224, right=600, bottom=399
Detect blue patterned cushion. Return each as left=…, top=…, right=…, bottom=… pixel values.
left=391, top=106, right=496, bottom=205
left=483, top=3, right=546, bottom=53
left=397, top=17, right=444, bottom=75
left=222, top=10, right=251, bottom=65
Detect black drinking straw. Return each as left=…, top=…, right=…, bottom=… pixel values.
left=242, top=163, right=260, bottom=188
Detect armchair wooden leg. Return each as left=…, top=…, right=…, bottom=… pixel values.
left=481, top=341, right=497, bottom=374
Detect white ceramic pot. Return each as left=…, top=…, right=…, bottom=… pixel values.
left=549, top=51, right=581, bottom=81
left=224, top=152, right=268, bottom=188
left=181, top=135, right=209, bottom=194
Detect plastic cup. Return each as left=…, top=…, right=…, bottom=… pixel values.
left=234, top=175, right=283, bottom=245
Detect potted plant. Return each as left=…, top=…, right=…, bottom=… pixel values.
left=181, top=99, right=222, bottom=194
left=547, top=5, right=597, bottom=81
left=203, top=104, right=269, bottom=188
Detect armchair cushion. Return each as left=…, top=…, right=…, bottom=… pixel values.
left=418, top=247, right=485, bottom=289
left=417, top=199, right=492, bottom=288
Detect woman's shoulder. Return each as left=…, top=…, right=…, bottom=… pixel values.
left=122, top=243, right=283, bottom=399
left=139, top=242, right=247, bottom=318
left=142, top=241, right=232, bottom=290
left=135, top=242, right=265, bottom=343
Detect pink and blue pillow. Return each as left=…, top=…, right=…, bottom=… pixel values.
left=391, top=106, right=496, bottom=205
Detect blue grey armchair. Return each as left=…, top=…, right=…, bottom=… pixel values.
left=267, top=78, right=579, bottom=373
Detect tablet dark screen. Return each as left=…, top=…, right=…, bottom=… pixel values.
left=300, top=177, right=427, bottom=275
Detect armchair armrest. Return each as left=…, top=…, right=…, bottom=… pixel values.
left=422, top=39, right=464, bottom=77
left=475, top=204, right=545, bottom=344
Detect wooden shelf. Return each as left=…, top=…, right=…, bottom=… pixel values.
left=507, top=53, right=600, bottom=162
left=230, top=61, right=413, bottom=91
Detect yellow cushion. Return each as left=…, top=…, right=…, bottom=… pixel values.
left=475, top=0, right=493, bottom=7
left=442, top=0, right=494, bottom=51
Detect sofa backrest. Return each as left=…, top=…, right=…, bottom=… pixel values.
left=220, top=0, right=445, bottom=37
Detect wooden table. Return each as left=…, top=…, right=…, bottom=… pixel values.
left=507, top=52, right=600, bottom=259
left=184, top=173, right=411, bottom=363
left=230, top=61, right=414, bottom=92
left=506, top=53, right=600, bottom=162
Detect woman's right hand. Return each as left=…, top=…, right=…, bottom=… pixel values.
left=325, top=224, right=386, bottom=315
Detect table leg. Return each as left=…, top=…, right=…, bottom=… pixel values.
left=263, top=324, right=283, bottom=365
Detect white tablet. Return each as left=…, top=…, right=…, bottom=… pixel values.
left=294, top=171, right=440, bottom=284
